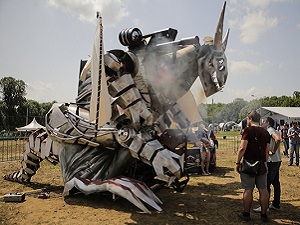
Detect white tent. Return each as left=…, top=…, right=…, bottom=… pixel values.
left=16, top=118, right=45, bottom=132
left=260, top=107, right=300, bottom=126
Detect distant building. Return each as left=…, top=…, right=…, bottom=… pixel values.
left=260, top=107, right=300, bottom=127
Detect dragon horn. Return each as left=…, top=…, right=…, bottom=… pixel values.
left=222, top=28, right=230, bottom=51
left=214, top=1, right=226, bottom=50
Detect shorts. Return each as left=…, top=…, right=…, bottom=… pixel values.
left=240, top=172, right=267, bottom=190
left=200, top=145, right=207, bottom=153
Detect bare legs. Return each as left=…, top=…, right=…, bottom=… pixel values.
left=243, top=188, right=269, bottom=213
left=201, top=150, right=211, bottom=174
left=258, top=188, right=269, bottom=214
left=243, top=189, right=253, bottom=213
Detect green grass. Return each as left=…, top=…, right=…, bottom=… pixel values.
left=215, top=131, right=241, bottom=137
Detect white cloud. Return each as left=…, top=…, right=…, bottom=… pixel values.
left=26, top=81, right=76, bottom=103
left=26, top=81, right=54, bottom=102
left=240, top=11, right=278, bottom=44
left=132, top=18, right=141, bottom=27
left=47, top=0, right=129, bottom=26
left=247, top=0, right=272, bottom=8
left=227, top=86, right=274, bottom=102
left=247, top=0, right=292, bottom=8
left=230, top=60, right=263, bottom=75
left=229, top=0, right=283, bottom=44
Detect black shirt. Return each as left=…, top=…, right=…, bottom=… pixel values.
left=242, top=126, right=270, bottom=161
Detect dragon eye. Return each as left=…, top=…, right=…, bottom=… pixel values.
left=219, top=65, right=225, bottom=71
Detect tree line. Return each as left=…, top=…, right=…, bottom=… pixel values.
left=202, top=92, right=300, bottom=125
left=0, top=77, right=54, bottom=132
left=1, top=76, right=300, bottom=131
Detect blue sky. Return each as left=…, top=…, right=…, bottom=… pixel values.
left=0, top=0, right=299, bottom=104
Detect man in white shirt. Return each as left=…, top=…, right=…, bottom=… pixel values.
left=254, top=117, right=281, bottom=212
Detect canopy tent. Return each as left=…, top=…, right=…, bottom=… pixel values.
left=260, top=107, right=300, bottom=126
left=16, top=118, right=45, bottom=132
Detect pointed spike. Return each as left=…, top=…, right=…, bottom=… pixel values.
left=214, top=1, right=226, bottom=50
left=222, top=28, right=230, bottom=51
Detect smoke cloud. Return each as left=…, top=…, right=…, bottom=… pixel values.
left=47, top=0, right=129, bottom=26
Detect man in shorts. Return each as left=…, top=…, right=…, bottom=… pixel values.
left=235, top=110, right=271, bottom=222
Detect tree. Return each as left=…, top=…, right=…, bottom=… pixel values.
left=238, top=99, right=260, bottom=122
left=0, top=77, right=27, bottom=130
left=292, top=91, right=300, bottom=98
left=204, top=98, right=247, bottom=124
left=0, top=101, right=6, bottom=131
left=217, top=98, right=247, bottom=123
left=207, top=102, right=225, bottom=124
left=17, top=100, right=54, bottom=126
left=39, top=102, right=54, bottom=125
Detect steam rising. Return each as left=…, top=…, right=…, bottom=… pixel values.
left=47, top=0, right=128, bottom=26
left=141, top=34, right=203, bottom=106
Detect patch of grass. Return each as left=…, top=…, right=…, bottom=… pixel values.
left=216, top=131, right=240, bottom=137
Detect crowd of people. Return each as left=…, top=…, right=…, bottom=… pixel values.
left=236, top=110, right=300, bottom=222
left=191, top=113, right=299, bottom=222
left=275, top=121, right=299, bottom=166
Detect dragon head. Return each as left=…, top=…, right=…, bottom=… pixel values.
left=198, top=2, right=229, bottom=97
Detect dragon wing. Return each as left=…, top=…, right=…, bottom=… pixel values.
left=63, top=176, right=163, bottom=213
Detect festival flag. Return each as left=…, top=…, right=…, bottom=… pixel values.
left=89, top=13, right=111, bottom=129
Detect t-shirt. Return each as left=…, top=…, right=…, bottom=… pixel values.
left=281, top=128, right=289, bottom=139
left=208, top=129, right=216, bottom=140
left=288, top=127, right=300, bottom=144
left=242, top=126, right=270, bottom=161
left=267, top=127, right=282, bottom=162
left=195, top=130, right=210, bottom=146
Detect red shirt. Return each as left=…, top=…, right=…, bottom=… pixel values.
left=242, top=126, right=270, bottom=161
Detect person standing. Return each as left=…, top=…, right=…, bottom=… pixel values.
left=254, top=117, right=281, bottom=212
left=196, top=129, right=211, bottom=175
left=281, top=123, right=289, bottom=157
left=208, top=128, right=217, bottom=167
left=235, top=110, right=270, bottom=222
left=208, top=128, right=218, bottom=149
left=276, top=125, right=281, bottom=139
left=288, top=122, right=300, bottom=166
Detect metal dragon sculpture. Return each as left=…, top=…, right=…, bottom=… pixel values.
left=4, top=2, right=229, bottom=213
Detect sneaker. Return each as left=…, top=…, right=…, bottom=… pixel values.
left=253, top=206, right=261, bottom=212
left=202, top=172, right=208, bottom=175
left=269, top=204, right=280, bottom=210
left=253, top=206, right=269, bottom=213
left=238, top=212, right=251, bottom=221
left=207, top=172, right=211, bottom=175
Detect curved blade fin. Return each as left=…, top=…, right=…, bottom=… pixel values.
left=214, top=1, right=226, bottom=50
left=222, top=28, right=230, bottom=51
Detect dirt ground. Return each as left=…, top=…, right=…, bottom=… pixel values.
left=1, top=148, right=300, bottom=225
